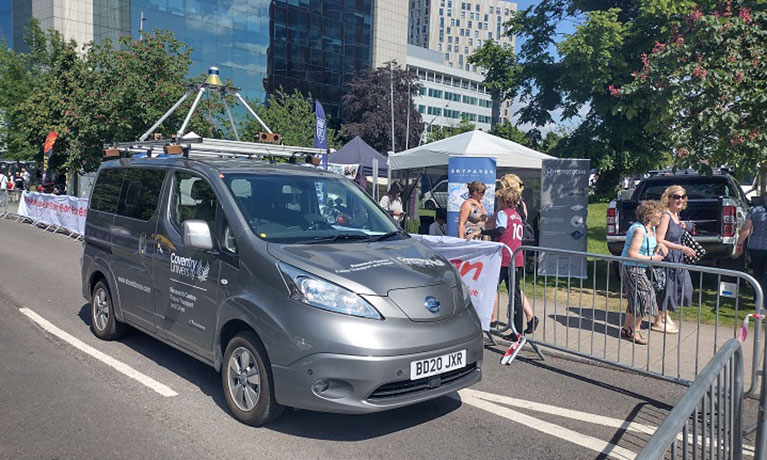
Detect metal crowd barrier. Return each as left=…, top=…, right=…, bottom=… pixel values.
left=498, top=246, right=763, bottom=395
left=636, top=338, right=744, bottom=459
left=0, top=189, right=8, bottom=218
left=2, top=190, right=84, bottom=241
left=492, top=246, right=767, bottom=458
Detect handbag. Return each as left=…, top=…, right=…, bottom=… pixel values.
left=681, top=230, right=706, bottom=264
left=521, top=221, right=536, bottom=245
left=644, top=226, right=666, bottom=292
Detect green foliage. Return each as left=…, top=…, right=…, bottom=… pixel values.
left=538, top=130, right=565, bottom=154
left=619, top=1, right=767, bottom=181
left=241, top=88, right=344, bottom=149
left=474, top=0, right=703, bottom=200
left=0, top=20, right=224, bottom=172
left=467, top=40, right=518, bottom=102
left=489, top=119, right=529, bottom=145
left=425, top=118, right=475, bottom=143
left=343, top=62, right=424, bottom=153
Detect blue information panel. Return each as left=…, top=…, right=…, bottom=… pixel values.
left=446, top=157, right=497, bottom=237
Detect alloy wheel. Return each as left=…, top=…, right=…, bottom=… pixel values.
left=227, top=347, right=261, bottom=412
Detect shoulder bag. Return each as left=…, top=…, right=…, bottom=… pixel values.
left=644, top=225, right=666, bottom=292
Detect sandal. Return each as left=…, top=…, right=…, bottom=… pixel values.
left=621, top=327, right=648, bottom=345
left=651, top=323, right=678, bottom=334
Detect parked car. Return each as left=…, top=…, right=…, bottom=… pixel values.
left=423, top=179, right=448, bottom=210
left=82, top=155, right=483, bottom=426
left=607, top=169, right=750, bottom=264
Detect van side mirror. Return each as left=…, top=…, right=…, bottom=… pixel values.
left=183, top=220, right=213, bottom=250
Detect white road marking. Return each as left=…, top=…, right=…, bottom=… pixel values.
left=459, top=388, right=755, bottom=458
left=461, top=388, right=657, bottom=434
left=459, top=390, right=637, bottom=460
left=19, top=307, right=178, bottom=397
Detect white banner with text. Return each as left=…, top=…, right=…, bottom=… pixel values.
left=17, top=191, right=88, bottom=235
left=411, top=235, right=503, bottom=331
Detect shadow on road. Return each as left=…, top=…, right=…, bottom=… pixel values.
left=77, top=303, right=463, bottom=439
left=78, top=303, right=228, bottom=413
left=268, top=394, right=462, bottom=440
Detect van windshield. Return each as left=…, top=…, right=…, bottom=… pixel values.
left=223, top=173, right=402, bottom=243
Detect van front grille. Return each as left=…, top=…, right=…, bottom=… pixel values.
left=367, top=363, right=477, bottom=400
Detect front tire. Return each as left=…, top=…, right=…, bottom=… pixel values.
left=91, top=280, right=126, bottom=340
left=222, top=331, right=284, bottom=426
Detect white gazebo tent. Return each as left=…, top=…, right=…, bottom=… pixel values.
left=388, top=129, right=554, bottom=171
left=387, top=130, right=555, bottom=231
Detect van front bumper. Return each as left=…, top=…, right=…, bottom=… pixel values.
left=271, top=335, right=483, bottom=414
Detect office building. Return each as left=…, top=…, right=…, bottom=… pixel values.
left=408, top=44, right=493, bottom=136
left=408, top=0, right=516, bottom=122
left=0, top=0, right=409, bottom=120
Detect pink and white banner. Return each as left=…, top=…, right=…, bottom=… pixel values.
left=17, top=191, right=88, bottom=235
left=411, top=235, right=503, bottom=331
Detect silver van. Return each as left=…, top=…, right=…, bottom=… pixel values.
left=81, top=156, right=483, bottom=425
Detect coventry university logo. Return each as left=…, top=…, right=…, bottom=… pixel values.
left=170, top=252, right=210, bottom=283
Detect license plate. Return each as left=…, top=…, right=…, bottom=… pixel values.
left=410, top=350, right=467, bottom=380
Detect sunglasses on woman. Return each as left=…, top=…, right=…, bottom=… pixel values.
left=672, top=194, right=687, bottom=200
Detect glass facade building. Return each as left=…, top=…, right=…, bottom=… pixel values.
left=1, top=0, right=375, bottom=120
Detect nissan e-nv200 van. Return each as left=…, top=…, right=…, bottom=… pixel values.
left=81, top=156, right=483, bottom=425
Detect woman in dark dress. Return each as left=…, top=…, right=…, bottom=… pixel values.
left=655, top=185, right=697, bottom=334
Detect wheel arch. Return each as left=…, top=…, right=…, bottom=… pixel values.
left=86, top=261, right=124, bottom=320
left=215, top=317, right=267, bottom=372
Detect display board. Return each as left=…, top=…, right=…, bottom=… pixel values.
left=538, top=159, right=590, bottom=278
left=446, top=157, right=496, bottom=237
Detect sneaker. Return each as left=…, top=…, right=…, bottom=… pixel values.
left=524, top=316, right=539, bottom=334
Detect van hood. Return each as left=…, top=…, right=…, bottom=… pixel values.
left=266, top=238, right=460, bottom=295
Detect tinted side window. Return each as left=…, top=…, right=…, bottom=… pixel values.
left=116, top=169, right=166, bottom=221
left=170, top=172, right=218, bottom=230
left=90, top=168, right=125, bottom=213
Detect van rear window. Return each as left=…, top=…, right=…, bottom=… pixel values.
left=115, top=169, right=166, bottom=221
left=90, top=168, right=125, bottom=213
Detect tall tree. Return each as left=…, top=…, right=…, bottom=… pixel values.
left=618, top=1, right=767, bottom=183
left=343, top=62, right=423, bottom=154
left=0, top=20, right=224, bottom=172
left=426, top=118, right=475, bottom=143
left=471, top=2, right=698, bottom=198
left=241, top=88, right=344, bottom=149
left=489, top=119, right=531, bottom=146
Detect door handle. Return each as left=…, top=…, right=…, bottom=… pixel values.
left=138, top=234, right=147, bottom=255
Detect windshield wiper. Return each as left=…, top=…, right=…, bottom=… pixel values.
left=302, top=234, right=372, bottom=244
left=370, top=230, right=405, bottom=242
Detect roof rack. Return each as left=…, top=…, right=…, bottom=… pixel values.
left=106, top=136, right=328, bottom=161
left=103, top=65, right=332, bottom=163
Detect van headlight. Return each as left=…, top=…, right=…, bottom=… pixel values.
left=278, top=263, right=382, bottom=319
left=459, top=280, right=473, bottom=307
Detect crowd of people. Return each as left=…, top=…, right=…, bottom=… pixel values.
left=0, top=168, right=31, bottom=202
left=377, top=176, right=767, bottom=342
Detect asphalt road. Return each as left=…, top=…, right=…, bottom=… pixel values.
left=0, top=216, right=752, bottom=459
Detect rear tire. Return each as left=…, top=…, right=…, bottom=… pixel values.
left=222, top=331, right=284, bottom=426
left=423, top=199, right=436, bottom=210
left=91, top=280, right=126, bottom=340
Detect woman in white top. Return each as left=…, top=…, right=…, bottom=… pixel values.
left=380, top=182, right=404, bottom=223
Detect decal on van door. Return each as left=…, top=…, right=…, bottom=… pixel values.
left=170, top=252, right=210, bottom=282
